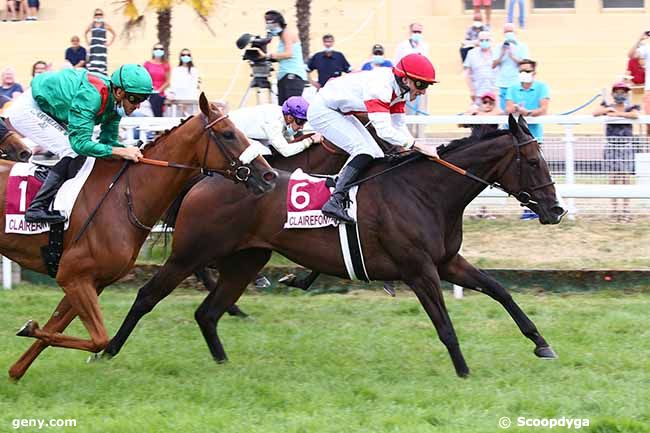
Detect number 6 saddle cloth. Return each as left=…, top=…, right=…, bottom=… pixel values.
left=4, top=158, right=95, bottom=235
left=284, top=168, right=369, bottom=282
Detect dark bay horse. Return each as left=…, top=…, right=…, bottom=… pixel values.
left=4, top=93, right=277, bottom=380
left=101, top=114, right=565, bottom=377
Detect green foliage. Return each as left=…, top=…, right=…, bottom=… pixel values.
left=0, top=287, right=648, bottom=433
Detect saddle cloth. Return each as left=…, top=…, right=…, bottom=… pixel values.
left=5, top=158, right=95, bottom=234
left=284, top=168, right=369, bottom=281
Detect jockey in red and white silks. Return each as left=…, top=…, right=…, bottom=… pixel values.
left=307, top=53, right=438, bottom=224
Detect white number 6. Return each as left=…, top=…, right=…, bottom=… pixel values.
left=290, top=182, right=310, bottom=210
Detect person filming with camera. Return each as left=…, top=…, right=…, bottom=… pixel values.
left=493, top=23, right=528, bottom=112
left=264, top=10, right=307, bottom=105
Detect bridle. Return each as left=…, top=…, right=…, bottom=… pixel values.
left=139, top=112, right=257, bottom=183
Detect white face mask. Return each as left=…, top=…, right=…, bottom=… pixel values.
left=519, top=71, right=534, bottom=84
left=473, top=21, right=482, bottom=28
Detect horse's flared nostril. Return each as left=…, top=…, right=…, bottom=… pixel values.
left=263, top=170, right=278, bottom=183
left=551, top=206, right=565, bottom=216
left=19, top=151, right=32, bottom=162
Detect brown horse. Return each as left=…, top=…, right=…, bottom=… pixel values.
left=101, top=114, right=565, bottom=377
left=4, top=93, right=277, bottom=380
left=0, top=117, right=33, bottom=162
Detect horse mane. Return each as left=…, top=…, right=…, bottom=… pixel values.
left=437, top=129, right=511, bottom=157
left=140, top=115, right=195, bottom=152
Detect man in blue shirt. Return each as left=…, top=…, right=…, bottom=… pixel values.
left=307, top=34, right=352, bottom=88
left=361, top=44, right=393, bottom=71
left=505, top=58, right=549, bottom=142
left=65, top=35, right=87, bottom=69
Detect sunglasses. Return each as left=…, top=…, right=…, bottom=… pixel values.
left=125, top=93, right=149, bottom=104
left=411, top=30, right=422, bottom=34
left=410, top=78, right=430, bottom=90
left=519, top=69, right=534, bottom=73
left=482, top=99, right=495, bottom=104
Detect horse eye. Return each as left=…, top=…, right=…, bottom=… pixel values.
left=222, top=131, right=235, bottom=140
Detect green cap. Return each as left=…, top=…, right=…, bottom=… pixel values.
left=110, top=64, right=153, bottom=94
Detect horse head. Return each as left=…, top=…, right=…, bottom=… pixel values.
left=197, top=93, right=277, bottom=194
left=497, top=114, right=565, bottom=225
left=0, top=118, right=32, bottom=162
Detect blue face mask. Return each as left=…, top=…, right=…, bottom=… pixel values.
left=410, top=33, right=422, bottom=43
left=153, top=49, right=165, bottom=58
left=115, top=102, right=126, bottom=118
left=268, top=26, right=282, bottom=36
left=285, top=125, right=296, bottom=137
left=180, top=55, right=192, bottom=64
left=372, top=55, right=384, bottom=64
left=504, top=32, right=516, bottom=42
left=480, top=40, right=491, bottom=49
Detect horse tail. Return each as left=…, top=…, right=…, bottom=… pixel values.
left=162, top=174, right=205, bottom=229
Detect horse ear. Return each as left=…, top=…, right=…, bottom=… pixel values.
left=508, top=113, right=519, bottom=134
left=199, top=92, right=209, bottom=116
left=517, top=114, right=534, bottom=138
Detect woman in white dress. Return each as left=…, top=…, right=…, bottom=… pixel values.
left=167, top=48, right=200, bottom=116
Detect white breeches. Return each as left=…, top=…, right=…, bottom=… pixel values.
left=5, top=89, right=77, bottom=158
left=307, top=94, right=384, bottom=162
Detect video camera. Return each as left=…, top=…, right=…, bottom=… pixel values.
left=236, top=33, right=274, bottom=89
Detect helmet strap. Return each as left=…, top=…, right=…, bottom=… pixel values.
left=395, top=75, right=410, bottom=98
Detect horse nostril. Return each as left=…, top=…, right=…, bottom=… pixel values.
left=19, top=151, right=32, bottom=162
left=263, top=170, right=278, bottom=183
left=551, top=206, right=565, bottom=216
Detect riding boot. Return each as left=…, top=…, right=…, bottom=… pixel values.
left=25, top=157, right=73, bottom=224
left=322, top=154, right=373, bottom=224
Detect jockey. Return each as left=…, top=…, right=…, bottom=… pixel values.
left=227, top=96, right=319, bottom=158
left=5, top=64, right=152, bottom=224
left=307, top=53, right=438, bottom=223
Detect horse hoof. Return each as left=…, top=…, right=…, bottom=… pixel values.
left=534, top=346, right=558, bottom=359
left=215, top=357, right=228, bottom=364
left=86, top=351, right=113, bottom=364
left=278, top=274, right=296, bottom=286
left=456, top=368, right=470, bottom=378
left=16, top=320, right=38, bottom=337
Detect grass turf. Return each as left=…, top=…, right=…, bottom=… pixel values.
left=0, top=286, right=649, bottom=433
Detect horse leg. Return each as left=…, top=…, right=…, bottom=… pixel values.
left=278, top=270, right=320, bottom=290
left=194, top=268, right=248, bottom=318
left=405, top=266, right=470, bottom=377
left=17, top=280, right=109, bottom=353
left=438, top=254, right=556, bottom=358
left=9, top=297, right=76, bottom=380
left=195, top=248, right=271, bottom=362
left=103, top=258, right=200, bottom=358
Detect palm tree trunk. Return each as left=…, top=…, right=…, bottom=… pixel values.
left=295, top=0, right=311, bottom=62
left=157, top=8, right=172, bottom=59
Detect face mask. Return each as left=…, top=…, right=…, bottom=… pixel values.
left=324, top=47, right=334, bottom=53
left=473, top=21, right=482, bottom=28
left=372, top=55, right=384, bottom=64
left=94, top=18, right=103, bottom=23
left=410, top=33, right=422, bottom=43
left=153, top=49, right=165, bottom=58
left=268, top=25, right=282, bottom=36
left=180, top=55, right=192, bottom=64
left=504, top=32, right=516, bottom=42
left=479, top=40, right=491, bottom=49
left=519, top=71, right=534, bottom=83
left=115, top=102, right=126, bottom=118
left=613, top=94, right=627, bottom=104
left=285, top=125, right=296, bottom=138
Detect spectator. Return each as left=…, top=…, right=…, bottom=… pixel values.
left=361, top=44, right=393, bottom=71
left=26, top=0, right=38, bottom=20
left=85, top=8, right=115, bottom=76
left=15, top=0, right=26, bottom=20
left=628, top=31, right=650, bottom=135
left=460, top=12, right=487, bottom=63
left=307, top=34, right=352, bottom=88
left=3, top=0, right=16, bottom=21
left=463, top=91, right=502, bottom=138
left=507, top=0, right=525, bottom=28
left=493, top=23, right=529, bottom=111
left=65, top=36, right=87, bottom=69
left=593, top=82, right=639, bottom=222
left=463, top=31, right=497, bottom=107
left=627, top=57, right=645, bottom=86
left=31, top=60, right=48, bottom=77
left=0, top=67, right=23, bottom=101
left=265, top=10, right=307, bottom=105
left=506, top=59, right=549, bottom=221
left=473, top=0, right=493, bottom=28
left=395, top=23, right=430, bottom=135
left=143, top=43, right=171, bottom=117
left=168, top=48, right=201, bottom=116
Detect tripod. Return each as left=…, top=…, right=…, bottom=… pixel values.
left=238, top=61, right=276, bottom=108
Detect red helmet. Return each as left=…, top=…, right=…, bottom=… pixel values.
left=393, top=53, right=438, bottom=84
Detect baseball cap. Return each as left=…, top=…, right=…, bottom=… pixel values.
left=372, top=44, right=384, bottom=55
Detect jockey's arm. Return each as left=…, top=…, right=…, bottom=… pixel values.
left=68, top=92, right=120, bottom=158
left=366, top=101, right=414, bottom=149
left=261, top=121, right=312, bottom=158
left=98, top=117, right=121, bottom=147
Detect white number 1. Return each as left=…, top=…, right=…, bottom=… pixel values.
left=18, top=180, right=28, bottom=212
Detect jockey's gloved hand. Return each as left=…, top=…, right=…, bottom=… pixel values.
left=112, top=145, right=143, bottom=162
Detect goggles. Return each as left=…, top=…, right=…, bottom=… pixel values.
left=410, top=77, right=430, bottom=90
left=294, top=117, right=307, bottom=126
left=125, top=92, right=149, bottom=104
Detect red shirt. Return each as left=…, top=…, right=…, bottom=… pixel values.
left=143, top=61, right=170, bottom=94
